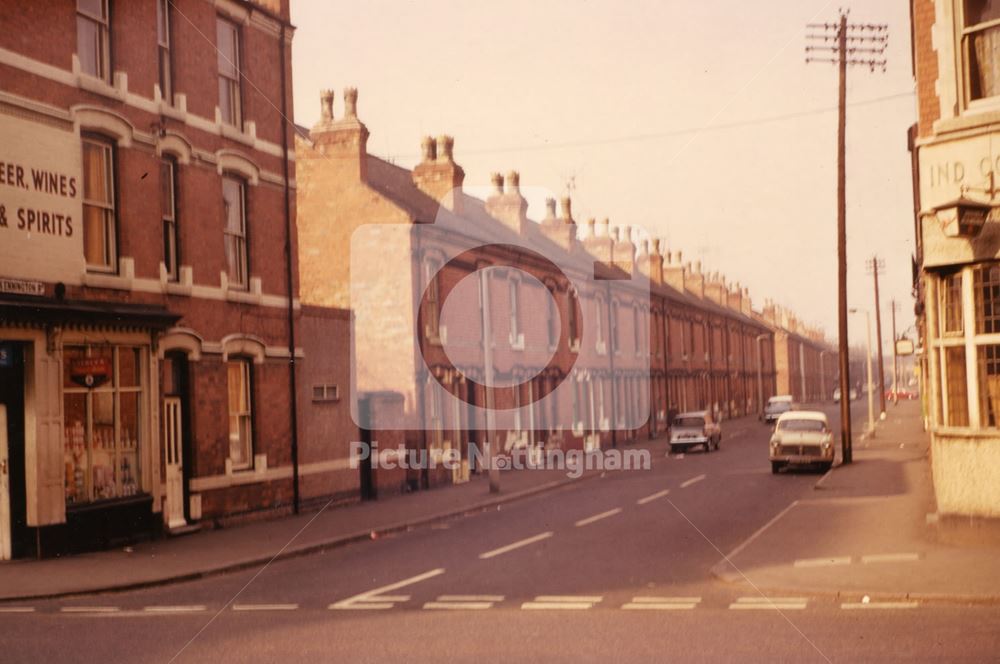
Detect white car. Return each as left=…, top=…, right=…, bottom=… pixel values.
left=762, top=395, right=794, bottom=424
left=670, top=411, right=721, bottom=454
left=769, top=410, right=834, bottom=474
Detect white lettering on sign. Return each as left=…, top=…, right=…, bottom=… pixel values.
left=0, top=278, right=44, bottom=296
left=0, top=114, right=85, bottom=285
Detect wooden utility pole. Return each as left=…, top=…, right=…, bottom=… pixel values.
left=868, top=255, right=887, bottom=416
left=806, top=11, right=887, bottom=464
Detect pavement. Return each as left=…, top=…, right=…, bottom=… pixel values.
left=713, top=399, right=1000, bottom=603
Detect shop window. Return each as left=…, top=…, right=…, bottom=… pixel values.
left=222, top=175, right=248, bottom=289
left=217, top=16, right=242, bottom=127
left=82, top=136, right=116, bottom=272
left=962, top=0, right=1000, bottom=103
left=226, top=359, right=253, bottom=471
left=77, top=0, right=110, bottom=82
left=942, top=271, right=964, bottom=335
left=157, top=0, right=172, bottom=102
left=944, top=346, right=969, bottom=427
left=974, top=264, right=1000, bottom=333
left=62, top=345, right=144, bottom=504
left=162, top=157, right=179, bottom=281
left=978, top=344, right=1000, bottom=426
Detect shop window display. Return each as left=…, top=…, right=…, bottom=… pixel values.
left=63, top=345, right=145, bottom=504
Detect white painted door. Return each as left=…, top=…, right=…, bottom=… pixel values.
left=163, top=397, right=186, bottom=530
left=0, top=405, right=10, bottom=561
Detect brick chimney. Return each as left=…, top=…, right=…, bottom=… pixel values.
left=663, top=247, right=685, bottom=291
left=704, top=272, right=726, bottom=305
left=637, top=238, right=663, bottom=284
left=726, top=282, right=743, bottom=312
left=583, top=217, right=614, bottom=267
left=741, top=287, right=753, bottom=316
left=612, top=226, right=636, bottom=276
left=485, top=170, right=528, bottom=233
left=307, top=87, right=370, bottom=181
left=540, top=195, right=577, bottom=251
left=685, top=261, right=705, bottom=299
left=412, top=134, right=465, bottom=213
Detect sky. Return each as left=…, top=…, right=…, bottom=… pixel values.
left=290, top=0, right=918, bottom=351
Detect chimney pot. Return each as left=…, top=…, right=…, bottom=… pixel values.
left=677, top=250, right=683, bottom=263
left=506, top=170, right=520, bottom=194
left=343, top=87, right=358, bottom=119
left=544, top=198, right=557, bottom=219
left=320, top=89, right=334, bottom=121
left=421, top=136, right=436, bottom=162
left=666, top=250, right=673, bottom=264
left=490, top=172, right=504, bottom=195
left=560, top=196, right=573, bottom=222
left=652, top=238, right=661, bottom=254
left=437, top=135, right=454, bottom=161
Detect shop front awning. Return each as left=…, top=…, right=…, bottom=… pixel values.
left=0, top=294, right=181, bottom=331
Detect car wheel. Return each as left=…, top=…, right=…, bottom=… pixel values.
left=819, top=462, right=833, bottom=473
left=771, top=461, right=782, bottom=474
left=715, top=436, right=721, bottom=451
left=704, top=440, right=711, bottom=453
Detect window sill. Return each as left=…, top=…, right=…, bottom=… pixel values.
left=932, top=104, right=1000, bottom=137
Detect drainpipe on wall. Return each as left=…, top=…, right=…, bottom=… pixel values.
left=278, top=24, right=300, bottom=514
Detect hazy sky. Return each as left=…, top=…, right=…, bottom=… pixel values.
left=290, top=0, right=917, bottom=350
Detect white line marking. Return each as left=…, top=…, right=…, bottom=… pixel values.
left=60, top=606, right=120, bottom=613
left=232, top=604, right=299, bottom=612
left=478, top=531, right=553, bottom=559
left=680, top=474, right=706, bottom=488
left=841, top=601, right=918, bottom=610
left=637, top=489, right=670, bottom=505
left=534, top=595, right=603, bottom=603
left=0, top=607, right=35, bottom=613
left=730, top=602, right=807, bottom=610
left=143, top=606, right=207, bottom=613
left=436, top=595, right=504, bottom=602
left=630, top=596, right=701, bottom=603
left=329, top=567, right=445, bottom=610
left=622, top=602, right=698, bottom=610
left=522, top=602, right=595, bottom=610
left=716, top=500, right=799, bottom=565
left=860, top=553, right=920, bottom=564
left=794, top=556, right=852, bottom=568
left=735, top=597, right=808, bottom=603
left=423, top=601, right=493, bottom=610
left=575, top=508, right=622, bottom=527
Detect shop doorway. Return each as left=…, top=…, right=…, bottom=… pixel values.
left=0, top=342, right=30, bottom=559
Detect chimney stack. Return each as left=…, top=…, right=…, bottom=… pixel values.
left=307, top=86, right=369, bottom=181
left=412, top=134, right=465, bottom=213
left=485, top=168, right=527, bottom=232
left=541, top=194, right=578, bottom=251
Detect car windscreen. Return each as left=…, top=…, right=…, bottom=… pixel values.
left=673, top=417, right=704, bottom=428
left=777, top=419, right=826, bottom=432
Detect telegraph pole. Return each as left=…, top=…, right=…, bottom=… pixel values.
left=867, top=255, right=887, bottom=416
left=806, top=11, right=887, bottom=464
left=891, top=299, right=900, bottom=405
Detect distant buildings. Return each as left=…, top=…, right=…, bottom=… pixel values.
left=910, top=0, right=1000, bottom=517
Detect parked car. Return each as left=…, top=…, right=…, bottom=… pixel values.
left=833, top=387, right=858, bottom=402
left=769, top=410, right=834, bottom=474
left=670, top=411, right=721, bottom=453
left=762, top=395, right=794, bottom=424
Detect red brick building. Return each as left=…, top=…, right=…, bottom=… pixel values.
left=295, top=88, right=818, bottom=493
left=0, top=0, right=299, bottom=558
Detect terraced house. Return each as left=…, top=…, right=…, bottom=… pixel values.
left=0, top=0, right=299, bottom=558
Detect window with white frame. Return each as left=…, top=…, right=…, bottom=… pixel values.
left=217, top=16, right=242, bottom=126
left=508, top=276, right=521, bottom=346
left=226, top=358, right=253, bottom=470
left=82, top=136, right=116, bottom=271
left=610, top=300, right=620, bottom=354
left=157, top=0, right=172, bottom=102
left=423, top=256, right=442, bottom=341
left=961, top=0, right=1000, bottom=104
left=567, top=288, right=581, bottom=349
left=77, top=0, right=110, bottom=82
left=222, top=175, right=248, bottom=288
left=162, top=157, right=179, bottom=281
left=546, top=284, right=559, bottom=349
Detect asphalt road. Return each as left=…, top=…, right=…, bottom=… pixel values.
left=3, top=401, right=998, bottom=663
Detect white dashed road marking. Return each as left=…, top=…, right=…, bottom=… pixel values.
left=680, top=474, right=706, bottom=488
left=730, top=597, right=808, bottom=610
left=60, top=606, right=120, bottom=614
left=574, top=508, right=622, bottom=527
left=860, top=553, right=920, bottom=564
left=522, top=595, right=602, bottom=610
left=0, top=607, right=35, bottom=613
left=423, top=595, right=503, bottom=610
left=329, top=568, right=445, bottom=610
left=841, top=601, right=919, bottom=610
left=479, top=531, right=553, bottom=559
left=232, top=604, right=299, bottom=612
left=793, top=556, right=852, bottom=568
left=636, top=489, right=670, bottom=505
left=143, top=605, right=206, bottom=614
left=622, top=596, right=701, bottom=610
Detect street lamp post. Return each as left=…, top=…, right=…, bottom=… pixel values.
left=850, top=308, right=876, bottom=437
